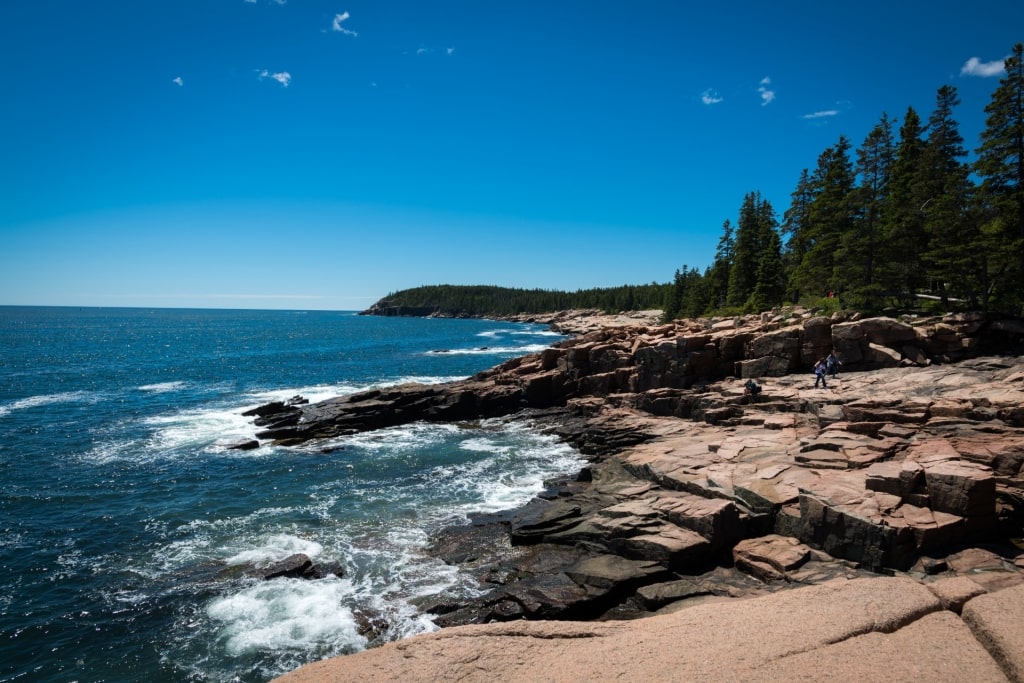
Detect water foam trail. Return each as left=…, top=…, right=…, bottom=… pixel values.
left=138, top=381, right=188, bottom=393
left=0, top=390, right=102, bottom=418
left=243, top=375, right=469, bottom=407
left=424, top=344, right=551, bottom=356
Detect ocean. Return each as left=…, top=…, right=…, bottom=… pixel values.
left=0, top=307, right=583, bottom=682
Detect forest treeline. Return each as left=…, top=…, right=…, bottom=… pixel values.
left=373, top=44, right=1024, bottom=322
left=667, top=43, right=1024, bottom=321
left=366, top=283, right=670, bottom=317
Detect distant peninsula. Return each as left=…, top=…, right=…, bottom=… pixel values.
left=360, top=284, right=670, bottom=319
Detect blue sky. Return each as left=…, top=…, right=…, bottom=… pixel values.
left=1, top=1, right=1021, bottom=311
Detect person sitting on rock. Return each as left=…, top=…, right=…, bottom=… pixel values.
left=744, top=379, right=762, bottom=399
left=814, top=358, right=828, bottom=389
left=826, top=351, right=842, bottom=378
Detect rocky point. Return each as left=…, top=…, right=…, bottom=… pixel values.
left=245, top=308, right=1024, bottom=628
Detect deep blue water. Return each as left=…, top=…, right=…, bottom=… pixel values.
left=0, top=307, right=581, bottom=682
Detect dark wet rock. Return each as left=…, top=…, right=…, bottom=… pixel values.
left=256, top=553, right=316, bottom=579
left=245, top=553, right=344, bottom=581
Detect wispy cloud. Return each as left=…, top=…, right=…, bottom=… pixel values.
left=446, top=47, right=455, bottom=56
left=757, top=76, right=775, bottom=106
left=960, top=56, right=1005, bottom=77
left=803, top=110, right=838, bottom=120
left=701, top=88, right=723, bottom=105
left=258, top=69, right=291, bottom=87
left=332, top=11, right=357, bottom=36
left=172, top=76, right=184, bottom=87
left=416, top=47, right=431, bottom=55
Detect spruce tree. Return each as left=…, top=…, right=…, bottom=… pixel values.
left=750, top=227, right=785, bottom=312
left=878, top=107, right=928, bottom=305
left=920, top=85, right=981, bottom=306
left=837, top=114, right=895, bottom=310
left=706, top=220, right=734, bottom=311
left=789, top=137, right=856, bottom=301
left=727, top=192, right=778, bottom=310
left=975, top=43, right=1024, bottom=314
left=781, top=168, right=816, bottom=301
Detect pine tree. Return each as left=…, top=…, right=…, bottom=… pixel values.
left=975, top=42, right=1024, bottom=314
left=789, top=137, right=856, bottom=301
left=919, top=85, right=981, bottom=306
left=727, top=192, right=778, bottom=310
left=878, top=106, right=928, bottom=305
left=706, top=220, right=734, bottom=311
left=781, top=168, right=815, bottom=301
left=750, top=227, right=784, bottom=311
left=727, top=194, right=762, bottom=307
left=837, top=114, right=895, bottom=310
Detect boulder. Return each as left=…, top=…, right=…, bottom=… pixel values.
left=733, top=534, right=812, bottom=581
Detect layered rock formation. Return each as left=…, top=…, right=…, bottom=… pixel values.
left=247, top=310, right=1024, bottom=646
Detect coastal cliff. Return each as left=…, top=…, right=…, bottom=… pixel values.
left=255, top=308, right=1024, bottom=681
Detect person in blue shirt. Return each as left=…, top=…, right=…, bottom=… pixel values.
left=814, top=358, right=828, bottom=389
left=826, top=351, right=842, bottom=378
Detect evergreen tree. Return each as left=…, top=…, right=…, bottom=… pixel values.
left=789, top=137, right=856, bottom=301
left=706, top=220, right=734, bottom=311
left=975, top=42, right=1024, bottom=314
left=781, top=168, right=815, bottom=301
left=750, top=227, right=785, bottom=311
left=727, top=194, right=760, bottom=307
left=878, top=106, right=928, bottom=304
left=727, top=192, right=778, bottom=309
left=662, top=268, right=685, bottom=321
left=837, top=113, right=895, bottom=309
left=920, top=85, right=981, bottom=306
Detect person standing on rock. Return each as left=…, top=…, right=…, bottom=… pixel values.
left=826, top=351, right=842, bottom=378
left=814, top=358, right=828, bottom=389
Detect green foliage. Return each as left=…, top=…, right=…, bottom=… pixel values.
left=802, top=295, right=842, bottom=317
left=370, top=283, right=671, bottom=317
left=974, top=43, right=1024, bottom=315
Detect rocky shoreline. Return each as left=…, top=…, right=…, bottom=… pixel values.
left=248, top=307, right=1024, bottom=665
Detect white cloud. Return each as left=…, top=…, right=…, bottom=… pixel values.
left=258, top=69, right=291, bottom=87
left=416, top=47, right=430, bottom=55
left=172, top=76, right=184, bottom=86
left=701, top=88, right=723, bottom=105
left=803, top=110, right=838, bottom=119
left=332, top=11, right=357, bottom=36
left=757, top=77, right=775, bottom=106
left=447, top=47, right=455, bottom=56
left=960, top=56, right=1005, bottom=77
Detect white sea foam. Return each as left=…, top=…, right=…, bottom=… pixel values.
left=224, top=534, right=324, bottom=567
left=0, top=390, right=100, bottom=418
left=458, top=436, right=512, bottom=454
left=424, top=344, right=551, bottom=356
left=145, top=406, right=258, bottom=454
left=242, top=375, right=467, bottom=408
left=331, top=422, right=462, bottom=453
left=206, top=577, right=366, bottom=656
left=514, top=329, right=564, bottom=337
left=138, top=381, right=187, bottom=393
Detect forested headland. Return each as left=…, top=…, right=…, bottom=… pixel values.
left=368, top=44, right=1024, bottom=322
